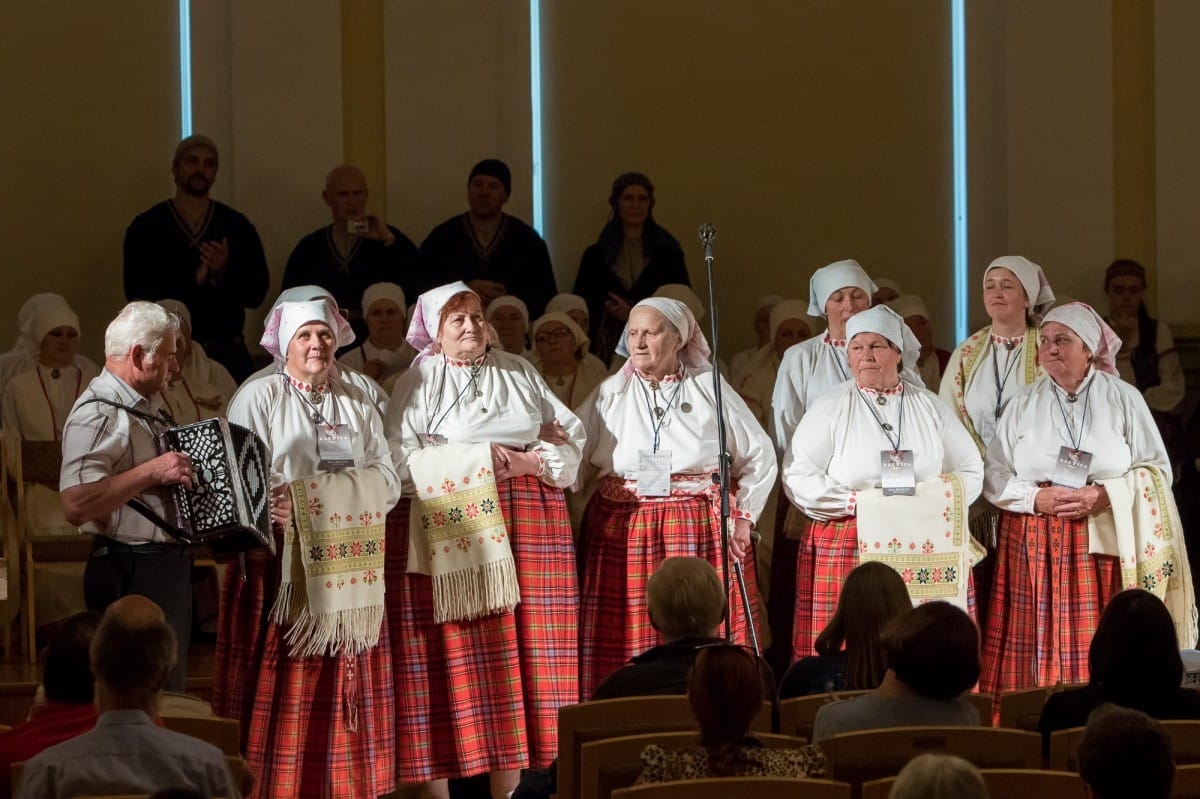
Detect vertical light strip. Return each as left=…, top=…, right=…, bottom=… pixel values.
left=178, top=0, right=193, bottom=136
left=951, top=0, right=968, bottom=342
left=529, top=0, right=545, bottom=233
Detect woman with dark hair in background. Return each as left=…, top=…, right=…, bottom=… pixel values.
left=636, top=645, right=825, bottom=782
left=572, top=172, right=689, bottom=365
left=778, top=561, right=912, bottom=698
left=1038, top=588, right=1200, bottom=753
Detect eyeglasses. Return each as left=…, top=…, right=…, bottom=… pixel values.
left=534, top=328, right=574, bottom=344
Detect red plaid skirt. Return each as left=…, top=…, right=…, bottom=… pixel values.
left=792, top=516, right=858, bottom=662
left=979, top=511, right=1122, bottom=696
left=578, top=479, right=760, bottom=698
left=388, top=475, right=578, bottom=781
left=214, top=543, right=396, bottom=799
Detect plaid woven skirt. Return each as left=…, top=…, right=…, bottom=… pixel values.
left=577, top=479, right=760, bottom=698
left=214, top=545, right=396, bottom=799
left=979, top=511, right=1122, bottom=697
left=388, top=475, right=578, bottom=781
left=792, top=516, right=858, bottom=662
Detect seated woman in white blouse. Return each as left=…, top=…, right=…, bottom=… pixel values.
left=1, top=296, right=98, bottom=625
left=782, top=305, right=983, bottom=662
left=155, top=299, right=237, bottom=424
left=337, top=282, right=416, bottom=395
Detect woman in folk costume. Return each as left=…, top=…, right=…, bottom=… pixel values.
left=545, top=292, right=610, bottom=379
left=980, top=302, right=1197, bottom=698
left=0, top=292, right=99, bottom=389
left=574, top=297, right=776, bottom=696
left=782, top=305, right=984, bottom=661
left=383, top=281, right=583, bottom=799
left=1, top=296, right=98, bottom=625
left=216, top=300, right=400, bottom=799
left=154, top=299, right=237, bottom=424
left=767, top=260, right=918, bottom=674
left=735, top=299, right=813, bottom=427
left=337, top=282, right=417, bottom=395
left=730, top=294, right=784, bottom=384
left=486, top=294, right=533, bottom=358
left=529, top=311, right=606, bottom=410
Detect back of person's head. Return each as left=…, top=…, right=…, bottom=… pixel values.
left=104, top=301, right=181, bottom=359
left=1089, top=589, right=1182, bottom=701
left=883, top=601, right=980, bottom=700
left=688, top=645, right=767, bottom=776
left=815, top=561, right=912, bottom=689
left=1078, top=705, right=1174, bottom=799
left=149, top=789, right=207, bottom=799
left=90, top=595, right=177, bottom=708
left=887, top=753, right=989, bottom=799
left=646, top=557, right=726, bottom=641
left=42, top=611, right=102, bottom=704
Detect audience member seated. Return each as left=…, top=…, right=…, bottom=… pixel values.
left=1078, top=705, right=1175, bottom=799
left=487, top=294, right=531, bottom=357
left=887, top=753, right=989, bottom=799
left=15, top=595, right=240, bottom=799
left=812, top=601, right=982, bottom=741
left=336, top=282, right=415, bottom=394
left=282, top=164, right=421, bottom=343
left=0, top=293, right=99, bottom=390
left=730, top=294, right=783, bottom=383
left=778, top=561, right=912, bottom=698
left=528, top=312, right=606, bottom=411
left=1038, top=588, right=1200, bottom=754
left=419, top=158, right=557, bottom=316
left=636, top=645, right=825, bottom=783
left=155, top=299, right=237, bottom=424
left=0, top=612, right=101, bottom=797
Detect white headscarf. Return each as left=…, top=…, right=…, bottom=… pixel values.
left=486, top=295, right=530, bottom=330
left=808, top=260, right=878, bottom=318
left=653, top=283, right=706, bottom=322
left=875, top=277, right=902, bottom=294
left=272, top=285, right=336, bottom=310
left=768, top=299, right=812, bottom=343
left=1041, top=301, right=1121, bottom=376
left=546, top=293, right=589, bottom=320
left=406, top=281, right=477, bottom=366
left=531, top=312, right=589, bottom=358
left=15, top=293, right=68, bottom=356
left=984, top=255, right=1055, bottom=322
left=362, top=282, right=407, bottom=321
left=886, top=294, right=931, bottom=322
left=756, top=294, right=785, bottom=312
left=30, top=298, right=81, bottom=350
left=616, top=297, right=712, bottom=372
left=845, top=304, right=922, bottom=372
left=261, top=300, right=355, bottom=362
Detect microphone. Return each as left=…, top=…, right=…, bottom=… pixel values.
left=698, top=223, right=717, bottom=260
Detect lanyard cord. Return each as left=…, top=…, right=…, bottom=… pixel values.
left=991, top=339, right=1023, bottom=420
left=1053, top=379, right=1092, bottom=451
left=855, top=384, right=905, bottom=452
left=428, top=355, right=485, bottom=435
left=284, top=374, right=341, bottom=432
left=35, top=366, right=82, bottom=441
left=636, top=372, right=684, bottom=453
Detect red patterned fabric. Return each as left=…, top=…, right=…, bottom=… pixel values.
left=791, top=516, right=859, bottom=662
left=214, top=541, right=396, bottom=799
left=578, top=477, right=760, bottom=698
left=388, top=475, right=578, bottom=781
left=979, top=511, right=1122, bottom=697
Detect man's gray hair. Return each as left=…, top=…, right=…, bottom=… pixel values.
left=104, top=301, right=181, bottom=359
left=646, top=556, right=726, bottom=640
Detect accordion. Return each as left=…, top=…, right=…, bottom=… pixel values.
left=154, top=418, right=273, bottom=554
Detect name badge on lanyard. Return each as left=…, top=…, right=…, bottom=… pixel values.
left=1053, top=446, right=1093, bottom=489
left=638, top=449, right=672, bottom=497
left=318, top=423, right=355, bottom=470
left=880, top=450, right=916, bottom=496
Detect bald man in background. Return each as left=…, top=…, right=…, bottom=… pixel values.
left=282, top=164, right=420, bottom=342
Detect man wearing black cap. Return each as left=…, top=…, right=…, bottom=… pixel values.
left=123, top=135, right=269, bottom=382
left=418, top=158, right=557, bottom=316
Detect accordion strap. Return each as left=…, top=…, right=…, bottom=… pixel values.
left=79, top=396, right=175, bottom=428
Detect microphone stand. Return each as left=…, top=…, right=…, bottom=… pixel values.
left=699, top=223, right=760, bottom=655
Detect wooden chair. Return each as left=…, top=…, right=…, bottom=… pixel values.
left=997, top=684, right=1085, bottom=730
left=161, top=714, right=241, bottom=755
left=1173, top=762, right=1200, bottom=799
left=821, top=726, right=1042, bottom=790
left=1051, top=719, right=1200, bottom=771
left=611, top=776, right=851, bottom=799
left=557, top=695, right=772, bottom=799
left=778, top=691, right=870, bottom=739
left=861, top=768, right=1086, bottom=799
left=579, top=731, right=809, bottom=799
left=966, top=693, right=994, bottom=726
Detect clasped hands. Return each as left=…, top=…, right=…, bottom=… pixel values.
left=1033, top=484, right=1110, bottom=519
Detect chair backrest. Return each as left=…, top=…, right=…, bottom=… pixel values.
left=579, top=731, right=808, bottom=799
left=861, top=768, right=1086, bottom=799
left=966, top=693, right=994, bottom=726
left=611, top=776, right=851, bottom=799
left=161, top=714, right=241, bottom=755
left=997, top=683, right=1086, bottom=730
left=1053, top=719, right=1200, bottom=773
left=19, top=440, right=62, bottom=488
left=558, top=695, right=771, bottom=799
left=779, top=691, right=871, bottom=740
left=1173, top=762, right=1200, bottom=799
left=1048, top=726, right=1086, bottom=771
left=821, top=726, right=1042, bottom=787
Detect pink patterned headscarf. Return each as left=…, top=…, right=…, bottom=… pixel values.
left=260, top=299, right=355, bottom=362
left=1041, top=301, right=1122, bottom=376
left=406, top=281, right=478, bottom=366
left=615, top=297, right=712, bottom=375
